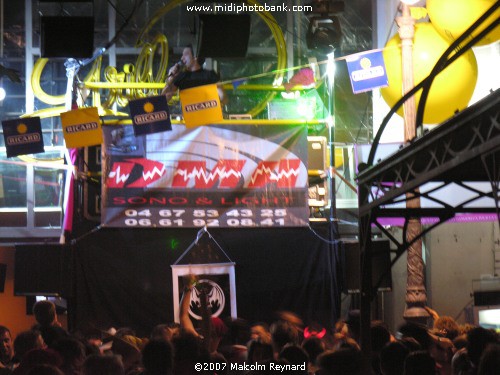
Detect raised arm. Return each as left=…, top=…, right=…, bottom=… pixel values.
left=179, top=274, right=199, bottom=337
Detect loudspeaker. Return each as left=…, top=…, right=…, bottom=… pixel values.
left=307, top=136, right=328, bottom=171
left=473, top=291, right=500, bottom=306
left=197, top=14, right=251, bottom=58
left=342, top=239, right=392, bottom=293
left=83, top=145, right=102, bottom=221
left=14, top=244, right=72, bottom=297
left=41, top=16, right=94, bottom=58
left=0, top=264, right=6, bottom=293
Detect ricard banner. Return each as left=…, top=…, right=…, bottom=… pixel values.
left=102, top=124, right=309, bottom=228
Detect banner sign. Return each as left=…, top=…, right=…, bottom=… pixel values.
left=102, top=124, right=309, bottom=228
left=129, top=95, right=172, bottom=136
left=61, top=107, right=103, bottom=148
left=346, top=50, right=388, bottom=94
left=180, top=84, right=223, bottom=127
left=2, top=117, right=44, bottom=157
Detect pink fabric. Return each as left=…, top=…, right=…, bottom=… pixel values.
left=63, top=148, right=78, bottom=233
left=283, top=68, right=315, bottom=91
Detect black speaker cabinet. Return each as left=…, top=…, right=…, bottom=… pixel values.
left=473, top=291, right=500, bottom=306
left=342, top=239, right=392, bottom=293
left=197, top=14, right=251, bottom=58
left=14, top=244, right=72, bottom=297
left=0, top=264, right=6, bottom=293
left=41, top=16, right=94, bottom=58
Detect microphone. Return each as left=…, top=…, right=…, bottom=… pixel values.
left=168, top=60, right=184, bottom=77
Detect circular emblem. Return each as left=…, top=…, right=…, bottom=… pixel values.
left=17, top=123, right=28, bottom=134
left=143, top=102, right=154, bottom=113
left=188, top=279, right=225, bottom=320
left=360, top=57, right=371, bottom=70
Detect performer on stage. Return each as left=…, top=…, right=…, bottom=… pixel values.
left=161, top=45, right=224, bottom=102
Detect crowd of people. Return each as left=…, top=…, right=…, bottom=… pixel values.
left=1, top=282, right=500, bottom=374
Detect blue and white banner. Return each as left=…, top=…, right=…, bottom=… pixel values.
left=346, top=50, right=388, bottom=94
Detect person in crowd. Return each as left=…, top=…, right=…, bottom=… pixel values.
left=171, top=331, right=210, bottom=375
left=25, top=364, right=63, bottom=375
left=12, top=331, right=46, bottom=366
left=344, top=310, right=361, bottom=344
left=0, top=326, right=14, bottom=371
left=464, top=327, right=499, bottom=375
left=178, top=274, right=228, bottom=359
left=316, top=346, right=362, bottom=375
left=32, top=301, right=68, bottom=348
left=248, top=322, right=271, bottom=346
left=51, top=337, right=86, bottom=375
left=428, top=330, right=455, bottom=375
left=110, top=335, right=145, bottom=374
left=278, top=345, right=308, bottom=375
left=426, top=307, right=461, bottom=343
left=379, top=340, right=410, bottom=375
left=150, top=323, right=179, bottom=343
left=269, top=319, right=300, bottom=358
left=246, top=339, right=273, bottom=363
left=217, top=317, right=248, bottom=370
left=434, top=316, right=461, bottom=342
left=397, top=322, right=431, bottom=351
left=371, top=321, right=392, bottom=375
left=477, top=343, right=500, bottom=375
left=176, top=274, right=229, bottom=374
left=12, top=348, right=62, bottom=375
left=114, top=327, right=136, bottom=339
left=140, top=338, right=173, bottom=375
left=82, top=354, right=125, bottom=375
left=301, top=336, right=325, bottom=375
left=404, top=350, right=437, bottom=375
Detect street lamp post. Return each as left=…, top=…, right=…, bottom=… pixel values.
left=397, top=1, right=430, bottom=323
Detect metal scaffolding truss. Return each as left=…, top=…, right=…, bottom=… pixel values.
left=358, top=88, right=500, bottom=268
left=356, top=87, right=500, bottom=372
left=359, top=88, right=500, bottom=220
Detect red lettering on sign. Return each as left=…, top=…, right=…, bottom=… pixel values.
left=172, top=160, right=246, bottom=188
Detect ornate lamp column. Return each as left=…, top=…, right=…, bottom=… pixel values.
left=397, top=1, right=430, bottom=323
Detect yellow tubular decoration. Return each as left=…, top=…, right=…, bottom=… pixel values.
left=152, top=34, right=169, bottom=86
left=17, top=155, right=65, bottom=164
left=31, top=59, right=66, bottom=105
left=136, top=0, right=287, bottom=118
left=21, top=106, right=128, bottom=119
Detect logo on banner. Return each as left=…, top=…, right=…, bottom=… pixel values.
left=346, top=50, right=388, bottom=94
left=107, top=158, right=166, bottom=188
left=180, top=84, right=223, bottom=127
left=61, top=107, right=103, bottom=148
left=106, top=158, right=301, bottom=189
left=2, top=117, right=44, bottom=157
left=129, top=95, right=172, bottom=136
left=189, top=279, right=225, bottom=319
left=184, top=100, right=218, bottom=112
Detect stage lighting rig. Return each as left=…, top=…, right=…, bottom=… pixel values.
left=305, top=1, right=344, bottom=53
left=306, top=16, right=342, bottom=53
left=305, top=0, right=344, bottom=16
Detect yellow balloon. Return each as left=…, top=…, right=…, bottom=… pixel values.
left=427, top=0, right=500, bottom=46
left=381, top=22, right=478, bottom=125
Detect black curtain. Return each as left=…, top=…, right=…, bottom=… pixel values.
left=72, top=223, right=342, bottom=336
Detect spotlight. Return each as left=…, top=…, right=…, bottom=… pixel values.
left=0, top=87, right=6, bottom=101
left=306, top=17, right=342, bottom=53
